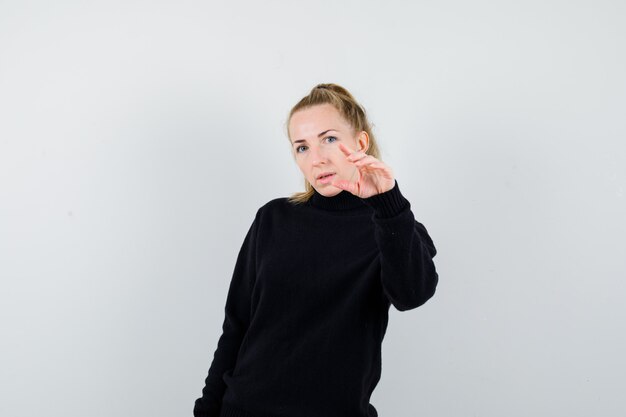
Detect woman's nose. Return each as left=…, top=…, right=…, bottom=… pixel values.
left=311, top=145, right=330, bottom=165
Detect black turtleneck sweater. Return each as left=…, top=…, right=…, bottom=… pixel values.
left=193, top=180, right=438, bottom=417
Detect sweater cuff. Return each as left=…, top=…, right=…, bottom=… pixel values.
left=360, top=179, right=409, bottom=218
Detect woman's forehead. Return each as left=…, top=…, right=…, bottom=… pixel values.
left=289, top=104, right=351, bottom=138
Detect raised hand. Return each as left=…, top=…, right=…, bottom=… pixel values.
left=331, top=142, right=395, bottom=198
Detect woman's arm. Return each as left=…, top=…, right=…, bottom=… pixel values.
left=362, top=180, right=439, bottom=311
left=193, top=209, right=260, bottom=417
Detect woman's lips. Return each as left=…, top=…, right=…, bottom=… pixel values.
left=318, top=173, right=336, bottom=184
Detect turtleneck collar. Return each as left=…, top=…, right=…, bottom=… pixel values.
left=309, top=188, right=369, bottom=211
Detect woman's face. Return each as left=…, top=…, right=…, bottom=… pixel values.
left=288, top=103, right=369, bottom=197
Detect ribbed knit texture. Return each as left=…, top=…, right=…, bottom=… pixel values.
left=194, top=180, right=438, bottom=417
left=219, top=402, right=258, bottom=417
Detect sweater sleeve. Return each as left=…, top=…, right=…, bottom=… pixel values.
left=193, top=209, right=260, bottom=417
left=361, top=180, right=439, bottom=311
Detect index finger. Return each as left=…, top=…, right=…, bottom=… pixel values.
left=338, top=142, right=357, bottom=156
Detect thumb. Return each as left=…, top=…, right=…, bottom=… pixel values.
left=332, top=179, right=357, bottom=194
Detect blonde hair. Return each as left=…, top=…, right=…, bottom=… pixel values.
left=285, top=83, right=382, bottom=204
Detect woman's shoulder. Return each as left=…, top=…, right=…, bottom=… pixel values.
left=258, top=195, right=305, bottom=213
left=252, top=195, right=309, bottom=222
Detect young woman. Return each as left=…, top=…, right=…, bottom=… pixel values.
left=194, top=83, right=439, bottom=417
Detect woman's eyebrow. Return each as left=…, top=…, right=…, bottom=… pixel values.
left=317, top=129, right=338, bottom=137
left=293, top=129, right=339, bottom=145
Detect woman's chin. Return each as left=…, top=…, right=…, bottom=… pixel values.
left=314, top=185, right=342, bottom=197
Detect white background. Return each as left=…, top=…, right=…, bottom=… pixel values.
left=1, top=1, right=625, bottom=416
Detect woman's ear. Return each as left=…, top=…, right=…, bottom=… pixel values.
left=357, top=131, right=370, bottom=152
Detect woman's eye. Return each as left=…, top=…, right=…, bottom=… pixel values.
left=325, top=136, right=337, bottom=143
left=296, top=145, right=307, bottom=153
